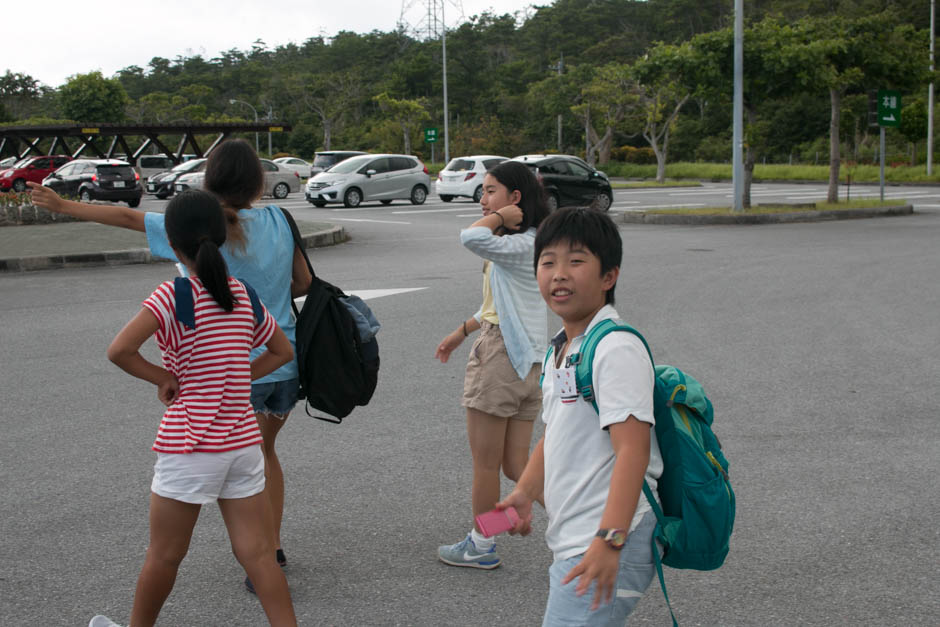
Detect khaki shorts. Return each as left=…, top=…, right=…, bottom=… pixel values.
left=462, top=322, right=542, bottom=421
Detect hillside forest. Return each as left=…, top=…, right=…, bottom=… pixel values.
left=1, top=0, right=936, bottom=204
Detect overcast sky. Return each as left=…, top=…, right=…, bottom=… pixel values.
left=5, top=0, right=540, bottom=88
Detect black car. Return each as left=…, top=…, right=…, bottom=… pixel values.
left=511, top=154, right=613, bottom=211
left=42, top=159, right=143, bottom=207
left=145, top=158, right=206, bottom=199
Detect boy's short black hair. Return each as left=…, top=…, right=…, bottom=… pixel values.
left=534, top=207, right=622, bottom=304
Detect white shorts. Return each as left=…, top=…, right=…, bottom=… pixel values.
left=151, top=445, right=265, bottom=504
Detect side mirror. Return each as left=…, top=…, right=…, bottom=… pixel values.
left=365, top=169, right=377, bottom=177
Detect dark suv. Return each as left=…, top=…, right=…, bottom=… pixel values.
left=43, top=159, right=143, bottom=207
left=511, top=154, right=613, bottom=211
left=0, top=155, right=72, bottom=192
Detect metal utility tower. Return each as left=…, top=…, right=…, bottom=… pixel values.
left=399, top=0, right=466, bottom=163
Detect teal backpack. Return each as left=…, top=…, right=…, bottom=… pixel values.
left=544, top=318, right=735, bottom=625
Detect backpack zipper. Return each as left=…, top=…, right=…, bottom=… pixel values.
left=706, top=450, right=730, bottom=482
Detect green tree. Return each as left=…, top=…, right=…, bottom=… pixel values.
left=629, top=42, right=698, bottom=182
left=58, top=71, right=129, bottom=123
left=899, top=97, right=929, bottom=165
left=373, top=92, right=431, bottom=154
left=571, top=63, right=633, bottom=165
left=801, top=13, right=926, bottom=201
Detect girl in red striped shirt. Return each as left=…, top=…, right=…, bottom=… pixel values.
left=97, top=190, right=297, bottom=627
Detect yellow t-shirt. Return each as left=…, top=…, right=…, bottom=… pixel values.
left=480, top=261, right=499, bottom=324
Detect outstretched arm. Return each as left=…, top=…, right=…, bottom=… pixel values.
left=28, top=182, right=146, bottom=232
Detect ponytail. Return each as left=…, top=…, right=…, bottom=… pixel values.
left=194, top=238, right=235, bottom=311
left=164, top=190, right=235, bottom=312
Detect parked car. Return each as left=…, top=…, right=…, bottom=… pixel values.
left=174, top=159, right=301, bottom=199
left=309, top=150, right=368, bottom=177
left=436, top=155, right=508, bottom=202
left=42, top=159, right=143, bottom=207
left=146, top=158, right=207, bottom=199
left=273, top=157, right=312, bottom=179
left=135, top=155, right=175, bottom=181
left=0, top=155, right=72, bottom=192
left=511, top=154, right=613, bottom=211
left=0, top=156, right=17, bottom=169
left=305, top=153, right=430, bottom=207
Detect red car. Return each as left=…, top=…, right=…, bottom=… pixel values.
left=0, top=155, right=72, bottom=192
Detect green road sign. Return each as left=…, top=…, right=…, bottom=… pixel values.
left=424, top=127, right=438, bottom=143
left=877, top=90, right=901, bottom=127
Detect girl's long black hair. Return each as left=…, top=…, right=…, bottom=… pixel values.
left=486, top=160, right=550, bottom=232
left=164, top=190, right=235, bottom=311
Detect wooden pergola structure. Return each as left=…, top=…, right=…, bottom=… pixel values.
left=0, top=122, right=292, bottom=165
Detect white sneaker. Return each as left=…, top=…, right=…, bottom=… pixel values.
left=88, top=615, right=123, bottom=627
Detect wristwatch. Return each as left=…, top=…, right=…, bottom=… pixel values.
left=595, top=528, right=627, bottom=550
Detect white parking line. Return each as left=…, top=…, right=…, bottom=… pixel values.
left=328, top=218, right=412, bottom=224
left=620, top=203, right=706, bottom=211
left=392, top=207, right=476, bottom=214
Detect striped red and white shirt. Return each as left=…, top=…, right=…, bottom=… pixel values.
left=142, top=277, right=276, bottom=454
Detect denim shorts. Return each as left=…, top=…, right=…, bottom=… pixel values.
left=542, top=510, right=659, bottom=626
left=250, top=378, right=299, bottom=418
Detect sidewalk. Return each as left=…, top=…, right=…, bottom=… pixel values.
left=0, top=219, right=345, bottom=272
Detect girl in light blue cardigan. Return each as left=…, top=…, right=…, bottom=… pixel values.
left=435, top=161, right=549, bottom=569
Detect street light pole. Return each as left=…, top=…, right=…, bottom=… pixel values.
left=229, top=98, right=259, bottom=153
left=732, top=0, right=744, bottom=212
left=441, top=0, right=450, bottom=163
left=928, top=0, right=935, bottom=175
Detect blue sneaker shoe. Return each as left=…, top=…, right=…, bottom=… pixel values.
left=438, top=534, right=501, bottom=569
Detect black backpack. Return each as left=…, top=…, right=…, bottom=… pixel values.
left=279, top=208, right=380, bottom=423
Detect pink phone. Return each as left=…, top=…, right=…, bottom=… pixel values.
left=475, top=506, right=521, bottom=537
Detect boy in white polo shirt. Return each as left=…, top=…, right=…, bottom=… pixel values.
left=498, top=207, right=662, bottom=625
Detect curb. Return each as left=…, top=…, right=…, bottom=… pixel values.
left=620, top=205, right=914, bottom=225
left=0, top=225, right=347, bottom=273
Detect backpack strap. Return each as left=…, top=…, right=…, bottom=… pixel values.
left=571, top=319, right=679, bottom=626
left=173, top=276, right=196, bottom=329
left=239, top=279, right=265, bottom=327
left=174, top=276, right=264, bottom=329
left=275, top=205, right=318, bottom=319
left=570, top=318, right=653, bottom=414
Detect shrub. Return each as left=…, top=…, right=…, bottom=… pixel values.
left=610, top=145, right=657, bottom=164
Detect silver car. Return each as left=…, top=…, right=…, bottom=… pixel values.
left=305, top=153, right=430, bottom=207
left=174, top=159, right=301, bottom=199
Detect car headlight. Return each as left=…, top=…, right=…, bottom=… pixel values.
left=1, top=170, right=11, bottom=178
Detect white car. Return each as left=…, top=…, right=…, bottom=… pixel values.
left=273, top=157, right=312, bottom=179
left=436, top=155, right=508, bottom=202
left=175, top=159, right=300, bottom=199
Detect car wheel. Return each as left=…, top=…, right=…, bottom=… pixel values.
left=472, top=185, right=483, bottom=203
left=380, top=199, right=393, bottom=205
left=343, top=188, right=362, bottom=208
left=410, top=185, right=428, bottom=205
left=273, top=182, right=290, bottom=199
left=439, top=195, right=453, bottom=202
left=546, top=193, right=559, bottom=212
left=593, top=191, right=612, bottom=212
left=12, top=178, right=26, bottom=192
left=128, top=197, right=141, bottom=208
left=155, top=190, right=169, bottom=200
left=311, top=200, right=327, bottom=207
left=80, top=189, right=92, bottom=202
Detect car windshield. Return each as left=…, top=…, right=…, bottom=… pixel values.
left=97, top=165, right=134, bottom=176
left=313, top=154, right=339, bottom=168
left=445, top=158, right=475, bottom=172
left=13, top=158, right=32, bottom=168
left=326, top=155, right=372, bottom=174
left=170, top=159, right=203, bottom=173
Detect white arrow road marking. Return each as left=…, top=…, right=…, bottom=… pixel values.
left=295, top=286, right=428, bottom=306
